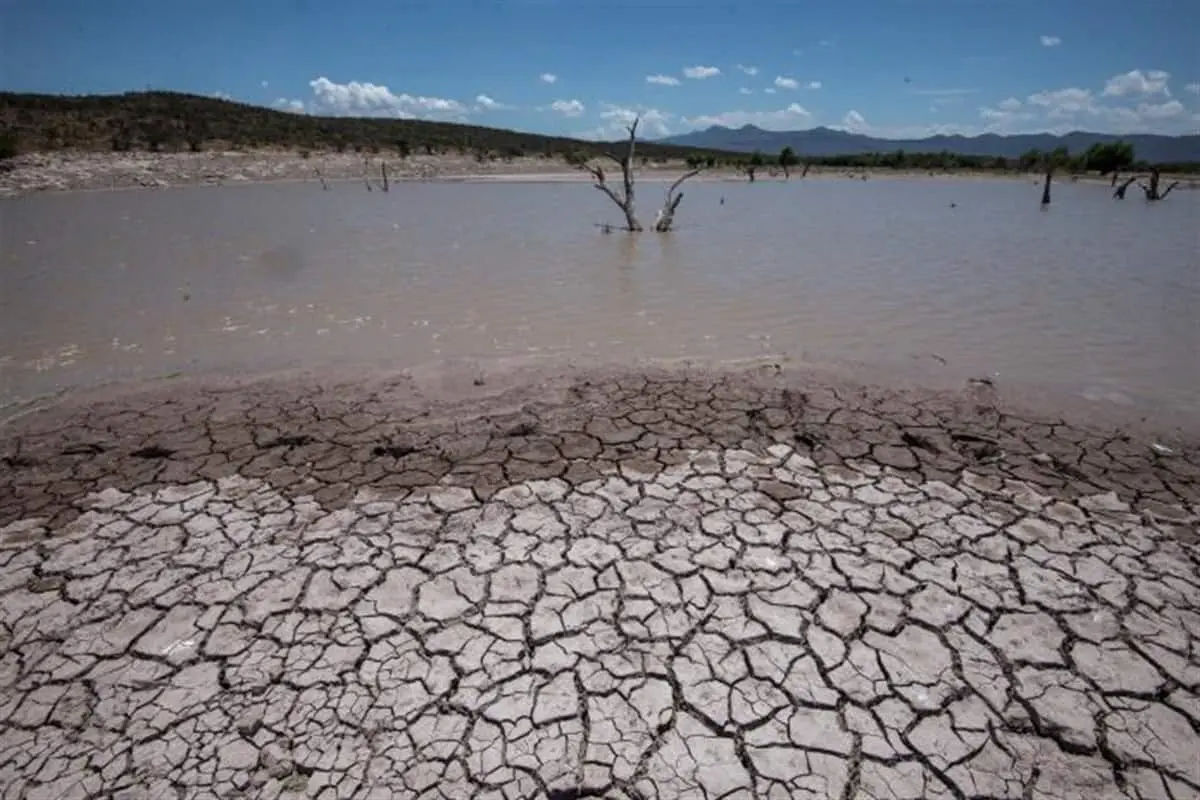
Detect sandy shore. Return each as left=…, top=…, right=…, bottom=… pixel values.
left=6, top=148, right=1192, bottom=197
left=0, top=360, right=1197, bottom=798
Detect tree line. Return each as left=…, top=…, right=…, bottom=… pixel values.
left=683, top=140, right=1199, bottom=175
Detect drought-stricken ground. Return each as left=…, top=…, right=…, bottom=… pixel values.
left=1, top=365, right=1197, bottom=799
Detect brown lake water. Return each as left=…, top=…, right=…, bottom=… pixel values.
left=2, top=177, right=1198, bottom=418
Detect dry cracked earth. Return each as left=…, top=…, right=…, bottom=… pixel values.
left=0, top=365, right=1198, bottom=800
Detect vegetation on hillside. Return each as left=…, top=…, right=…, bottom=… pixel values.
left=0, top=90, right=733, bottom=163
left=1, top=90, right=1196, bottom=175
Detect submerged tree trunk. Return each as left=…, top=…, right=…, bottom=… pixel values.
left=581, top=119, right=642, bottom=231
left=1040, top=166, right=1053, bottom=205
left=654, top=169, right=702, bottom=232
left=1113, top=175, right=1137, bottom=199
left=579, top=117, right=700, bottom=232
left=1140, top=167, right=1179, bottom=201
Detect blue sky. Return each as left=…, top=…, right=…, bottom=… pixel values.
left=3, top=0, right=1198, bottom=140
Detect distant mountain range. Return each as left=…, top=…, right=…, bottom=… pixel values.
left=658, top=125, right=1200, bottom=164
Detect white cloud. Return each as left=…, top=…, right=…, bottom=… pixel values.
left=646, top=74, right=681, bottom=86
left=683, top=65, right=721, bottom=79
left=540, top=73, right=558, bottom=84
left=600, top=104, right=672, bottom=137
left=806, top=81, right=822, bottom=90
left=841, top=110, right=866, bottom=130
left=1186, top=82, right=1200, bottom=95
left=1040, top=35, right=1061, bottom=47
left=273, top=98, right=305, bottom=114
left=1103, top=69, right=1170, bottom=97
left=474, top=94, right=511, bottom=111
left=260, top=80, right=269, bottom=89
left=307, top=76, right=466, bottom=118
left=736, top=64, right=759, bottom=76
left=997, top=97, right=1022, bottom=111
left=774, top=76, right=799, bottom=90
left=1027, top=87, right=1094, bottom=116
left=210, top=91, right=233, bottom=101
left=739, top=87, right=753, bottom=95
left=1135, top=99, right=1184, bottom=119
left=682, top=103, right=812, bottom=131
left=764, top=87, right=777, bottom=95
left=548, top=99, right=585, bottom=117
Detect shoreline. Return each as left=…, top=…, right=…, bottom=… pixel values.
left=5, top=148, right=1192, bottom=197
left=3, top=358, right=1197, bottom=504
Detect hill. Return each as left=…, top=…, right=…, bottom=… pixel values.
left=660, top=124, right=1200, bottom=165
left=0, top=90, right=731, bottom=162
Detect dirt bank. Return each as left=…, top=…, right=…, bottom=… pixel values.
left=7, top=148, right=1192, bottom=197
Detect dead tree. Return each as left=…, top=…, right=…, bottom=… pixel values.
left=1113, top=175, right=1137, bottom=199
left=581, top=118, right=643, bottom=231
left=1140, top=167, right=1179, bottom=201
left=1040, top=164, right=1053, bottom=205
left=580, top=116, right=700, bottom=232
left=654, top=169, right=701, bottom=232
left=801, top=162, right=812, bottom=179
left=380, top=162, right=389, bottom=192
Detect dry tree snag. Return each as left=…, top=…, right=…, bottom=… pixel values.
left=381, top=162, right=390, bottom=192
left=1140, top=167, right=1179, bottom=201
left=1040, top=165, right=1053, bottom=205
left=654, top=169, right=702, bottom=232
left=581, top=118, right=643, bottom=231
left=580, top=116, right=701, bottom=232
left=1114, top=175, right=1137, bottom=199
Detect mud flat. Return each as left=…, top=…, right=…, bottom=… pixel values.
left=0, top=361, right=1197, bottom=799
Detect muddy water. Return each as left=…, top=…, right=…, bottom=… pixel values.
left=1, top=177, right=1197, bottom=417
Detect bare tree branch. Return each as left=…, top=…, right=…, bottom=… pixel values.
left=654, top=169, right=702, bottom=232
left=579, top=117, right=643, bottom=231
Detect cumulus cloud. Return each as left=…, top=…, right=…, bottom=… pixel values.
left=841, top=110, right=866, bottom=130
left=683, top=103, right=811, bottom=131
left=600, top=104, right=672, bottom=137
left=260, top=80, right=269, bottom=89
left=1134, top=99, right=1184, bottom=119
left=273, top=98, right=306, bottom=114
left=997, top=97, right=1022, bottom=111
left=1103, top=69, right=1170, bottom=97
left=307, top=76, right=466, bottom=118
left=736, top=64, right=759, bottom=76
left=1186, top=83, right=1200, bottom=95
left=739, top=87, right=753, bottom=95
left=646, top=74, right=681, bottom=86
left=774, top=76, right=799, bottom=90
left=1027, top=87, right=1094, bottom=116
left=540, top=73, right=558, bottom=84
left=806, top=81, right=822, bottom=90
left=474, top=94, right=512, bottom=111
left=683, top=65, right=721, bottom=79
left=210, top=91, right=233, bottom=101
left=547, top=99, right=585, bottom=117
left=1040, top=35, right=1061, bottom=47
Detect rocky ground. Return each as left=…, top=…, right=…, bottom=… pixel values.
left=0, top=150, right=579, bottom=196
left=7, top=149, right=1187, bottom=198
left=0, top=363, right=1197, bottom=799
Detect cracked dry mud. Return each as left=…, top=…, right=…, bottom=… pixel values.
left=1, top=366, right=1198, bottom=800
